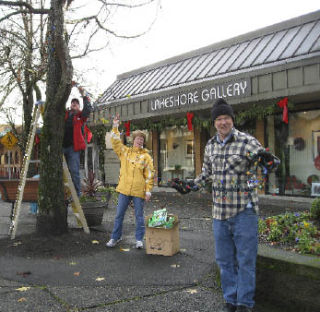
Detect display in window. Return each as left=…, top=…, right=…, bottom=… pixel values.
left=159, top=127, right=195, bottom=183
left=269, top=109, right=320, bottom=197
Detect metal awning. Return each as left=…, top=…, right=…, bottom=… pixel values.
left=97, top=10, right=320, bottom=105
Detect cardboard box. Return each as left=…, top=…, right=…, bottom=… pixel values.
left=145, top=214, right=180, bottom=256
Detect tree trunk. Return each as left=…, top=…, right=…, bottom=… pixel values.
left=37, top=0, right=72, bottom=235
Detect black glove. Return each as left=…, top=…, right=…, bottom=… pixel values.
left=168, top=178, right=200, bottom=194
left=185, top=180, right=200, bottom=192
left=168, top=178, right=190, bottom=194
left=255, top=150, right=280, bottom=171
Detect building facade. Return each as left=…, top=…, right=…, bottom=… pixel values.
left=91, top=10, right=320, bottom=198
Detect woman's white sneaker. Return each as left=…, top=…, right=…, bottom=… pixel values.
left=136, top=240, right=143, bottom=249
left=106, top=238, right=121, bottom=247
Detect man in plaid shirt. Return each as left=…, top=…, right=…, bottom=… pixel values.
left=192, top=99, right=279, bottom=312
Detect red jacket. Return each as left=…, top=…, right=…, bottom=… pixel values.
left=64, top=95, right=92, bottom=151
left=64, top=111, right=92, bottom=151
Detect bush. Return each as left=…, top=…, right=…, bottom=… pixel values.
left=311, top=198, right=320, bottom=221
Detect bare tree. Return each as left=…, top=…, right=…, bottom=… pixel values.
left=0, top=0, right=160, bottom=235
left=0, top=0, right=48, bottom=152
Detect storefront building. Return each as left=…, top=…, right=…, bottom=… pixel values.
left=91, top=10, right=320, bottom=198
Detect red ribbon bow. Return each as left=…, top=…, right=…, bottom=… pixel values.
left=84, top=125, right=92, bottom=143
left=35, top=134, right=40, bottom=145
left=187, top=112, right=194, bottom=131
left=124, top=121, right=131, bottom=137
left=277, top=97, right=288, bottom=124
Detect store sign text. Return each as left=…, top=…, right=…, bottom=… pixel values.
left=150, top=79, right=250, bottom=111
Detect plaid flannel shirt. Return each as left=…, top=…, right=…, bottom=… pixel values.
left=194, top=128, right=265, bottom=220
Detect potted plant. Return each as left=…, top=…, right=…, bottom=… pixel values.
left=80, top=170, right=115, bottom=227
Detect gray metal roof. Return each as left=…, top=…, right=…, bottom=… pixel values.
left=97, top=10, right=320, bottom=105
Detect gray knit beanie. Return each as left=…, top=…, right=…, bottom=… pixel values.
left=211, top=98, right=234, bottom=121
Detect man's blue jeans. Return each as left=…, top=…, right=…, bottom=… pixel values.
left=63, top=146, right=81, bottom=197
left=111, top=193, right=145, bottom=241
left=213, top=208, right=258, bottom=308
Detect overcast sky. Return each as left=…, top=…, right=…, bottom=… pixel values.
left=72, top=0, right=319, bottom=100
left=2, top=0, right=319, bottom=122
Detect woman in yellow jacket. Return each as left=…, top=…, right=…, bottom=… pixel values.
left=106, top=114, right=154, bottom=249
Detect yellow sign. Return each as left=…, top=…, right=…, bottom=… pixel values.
left=0, top=132, right=18, bottom=149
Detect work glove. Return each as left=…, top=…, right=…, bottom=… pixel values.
left=185, top=179, right=200, bottom=192
left=168, top=178, right=199, bottom=195
left=253, top=150, right=280, bottom=172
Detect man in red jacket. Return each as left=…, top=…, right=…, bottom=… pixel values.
left=63, top=85, right=92, bottom=196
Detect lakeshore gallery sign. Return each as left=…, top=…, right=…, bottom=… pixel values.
left=150, top=78, right=251, bottom=112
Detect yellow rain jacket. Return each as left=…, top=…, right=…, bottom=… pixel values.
left=111, top=127, right=154, bottom=199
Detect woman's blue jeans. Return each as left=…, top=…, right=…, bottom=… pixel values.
left=111, top=193, right=145, bottom=241
left=213, top=208, right=258, bottom=308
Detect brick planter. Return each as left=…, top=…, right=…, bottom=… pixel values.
left=256, top=244, right=320, bottom=312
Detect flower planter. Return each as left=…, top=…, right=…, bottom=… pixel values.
left=81, top=201, right=107, bottom=227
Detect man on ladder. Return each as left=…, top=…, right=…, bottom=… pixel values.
left=63, top=82, right=92, bottom=197
left=9, top=82, right=92, bottom=239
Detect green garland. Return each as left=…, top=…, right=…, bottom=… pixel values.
left=234, top=102, right=293, bottom=125
left=91, top=100, right=292, bottom=175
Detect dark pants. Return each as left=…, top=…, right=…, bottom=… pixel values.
left=63, top=146, right=81, bottom=197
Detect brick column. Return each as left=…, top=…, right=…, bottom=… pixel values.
left=255, top=119, right=265, bottom=146
left=255, top=119, right=265, bottom=195
left=194, top=128, right=202, bottom=176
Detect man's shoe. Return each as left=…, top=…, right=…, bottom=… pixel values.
left=136, top=240, right=143, bottom=249
left=106, top=238, right=121, bottom=248
left=236, top=305, right=253, bottom=312
left=221, top=303, right=237, bottom=312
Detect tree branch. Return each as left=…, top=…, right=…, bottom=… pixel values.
left=97, top=0, right=157, bottom=9
left=67, top=15, right=150, bottom=39
left=0, top=1, right=50, bottom=13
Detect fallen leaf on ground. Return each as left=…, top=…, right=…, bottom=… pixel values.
left=95, top=277, right=105, bottom=281
left=91, top=240, right=99, bottom=244
left=119, top=248, right=130, bottom=252
left=16, top=287, right=30, bottom=292
left=186, top=288, right=198, bottom=294
left=73, top=272, right=80, bottom=276
left=18, top=297, right=27, bottom=302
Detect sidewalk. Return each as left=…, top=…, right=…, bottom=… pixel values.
left=0, top=192, right=280, bottom=312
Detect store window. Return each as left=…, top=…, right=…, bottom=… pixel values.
left=159, top=126, right=195, bottom=184
left=266, top=108, right=320, bottom=197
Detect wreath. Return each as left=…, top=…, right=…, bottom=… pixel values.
left=307, top=174, right=319, bottom=185
left=293, top=137, right=305, bottom=151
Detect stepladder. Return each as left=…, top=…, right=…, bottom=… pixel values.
left=63, top=156, right=89, bottom=233
left=9, top=101, right=90, bottom=239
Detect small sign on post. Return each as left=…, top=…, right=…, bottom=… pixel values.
left=0, top=132, right=18, bottom=149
